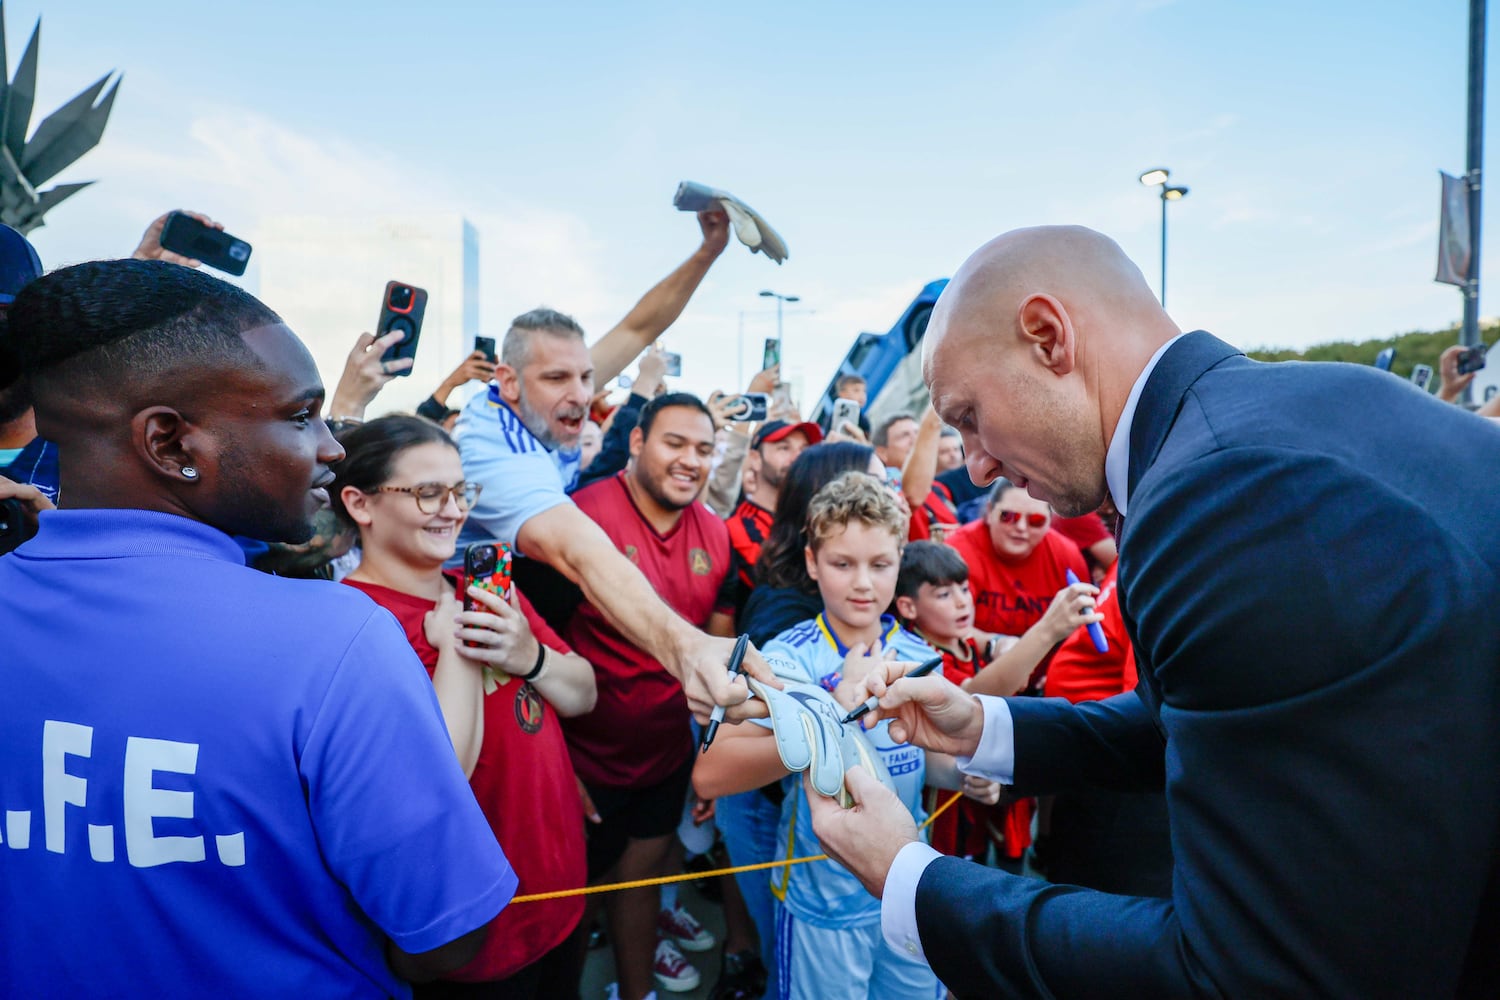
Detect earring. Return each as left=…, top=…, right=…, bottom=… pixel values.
left=182, top=467, right=199, bottom=480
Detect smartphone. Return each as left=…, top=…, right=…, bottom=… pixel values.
left=1456, top=343, right=1489, bottom=375
left=1374, top=347, right=1396, bottom=372
left=474, top=336, right=497, bottom=364
left=662, top=351, right=683, bottom=377
left=726, top=392, right=770, bottom=422
left=1410, top=364, right=1434, bottom=391
left=830, top=397, right=861, bottom=434
left=762, top=337, right=781, bottom=371
left=377, top=281, right=427, bottom=377
left=158, top=212, right=252, bottom=276
left=0, top=497, right=27, bottom=557
left=463, top=541, right=512, bottom=613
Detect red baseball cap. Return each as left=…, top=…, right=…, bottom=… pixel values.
left=752, top=420, right=823, bottom=449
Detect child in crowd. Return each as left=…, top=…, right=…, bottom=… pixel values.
left=695, top=472, right=997, bottom=1000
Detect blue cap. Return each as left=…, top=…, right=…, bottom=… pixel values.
left=0, top=224, right=43, bottom=304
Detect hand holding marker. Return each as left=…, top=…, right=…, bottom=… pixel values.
left=699, top=634, right=750, bottom=752
left=1066, top=568, right=1109, bottom=654
left=841, top=656, right=945, bottom=725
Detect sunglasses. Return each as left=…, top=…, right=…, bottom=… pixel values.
left=377, top=481, right=483, bottom=514
left=998, top=510, right=1048, bottom=528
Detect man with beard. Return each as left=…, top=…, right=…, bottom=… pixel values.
left=725, top=418, right=822, bottom=607
left=0, top=259, right=515, bottom=997
left=562, top=392, right=737, bottom=1000
left=452, top=212, right=775, bottom=722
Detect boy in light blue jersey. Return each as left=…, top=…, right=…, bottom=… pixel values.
left=695, top=471, right=994, bottom=1000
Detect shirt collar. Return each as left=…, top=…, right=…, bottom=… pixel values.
left=816, top=613, right=900, bottom=656
left=16, top=508, right=249, bottom=565
left=485, top=383, right=582, bottom=463
left=1104, top=333, right=1186, bottom=518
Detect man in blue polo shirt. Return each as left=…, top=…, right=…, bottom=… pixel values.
left=0, top=259, right=516, bottom=998
left=453, top=210, right=777, bottom=723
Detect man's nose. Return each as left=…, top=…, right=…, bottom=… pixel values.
left=967, top=451, right=1000, bottom=488
left=316, top=420, right=345, bottom=465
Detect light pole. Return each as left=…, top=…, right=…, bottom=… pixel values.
left=759, top=289, right=800, bottom=342
left=1139, top=168, right=1189, bottom=307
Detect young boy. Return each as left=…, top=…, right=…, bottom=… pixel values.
left=694, top=472, right=990, bottom=1000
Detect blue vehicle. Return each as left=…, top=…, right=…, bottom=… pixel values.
left=809, top=279, right=948, bottom=432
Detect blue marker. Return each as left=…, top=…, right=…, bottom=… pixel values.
left=1066, top=568, right=1109, bottom=654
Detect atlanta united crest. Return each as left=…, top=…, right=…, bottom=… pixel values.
left=515, top=683, right=544, bottom=734
left=690, top=548, right=711, bottom=576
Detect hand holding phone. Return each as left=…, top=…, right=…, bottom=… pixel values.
left=157, top=212, right=253, bottom=276
left=725, top=393, right=770, bottom=422
left=463, top=541, right=513, bottom=616
left=1456, top=343, right=1489, bottom=376
left=475, top=336, right=497, bottom=364
left=377, top=282, right=428, bottom=377
left=830, top=398, right=861, bottom=435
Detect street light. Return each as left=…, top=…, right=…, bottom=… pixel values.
left=1139, top=168, right=1189, bottom=307
left=759, top=289, right=800, bottom=342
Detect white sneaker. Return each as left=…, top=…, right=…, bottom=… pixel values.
left=653, top=938, right=702, bottom=993
left=657, top=903, right=716, bottom=952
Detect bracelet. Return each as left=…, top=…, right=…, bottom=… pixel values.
left=522, top=644, right=547, bottom=682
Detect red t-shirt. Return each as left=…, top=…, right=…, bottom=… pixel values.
left=726, top=498, right=773, bottom=588
left=1051, top=512, right=1111, bottom=553
left=1043, top=562, right=1137, bottom=703
left=564, top=473, right=734, bottom=789
left=947, top=520, right=1089, bottom=641
left=907, top=483, right=960, bottom=542
left=342, top=576, right=586, bottom=982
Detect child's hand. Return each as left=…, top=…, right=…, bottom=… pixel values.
left=1037, top=580, right=1103, bottom=646
left=960, top=774, right=1002, bottom=806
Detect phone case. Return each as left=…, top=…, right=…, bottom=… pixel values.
left=463, top=541, right=513, bottom=613
left=763, top=338, right=781, bottom=370
left=158, top=212, right=252, bottom=276
left=377, top=282, right=428, bottom=376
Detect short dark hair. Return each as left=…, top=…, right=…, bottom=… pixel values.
left=636, top=391, right=712, bottom=440
left=329, top=414, right=456, bottom=529
left=872, top=413, right=916, bottom=448
left=896, top=540, right=970, bottom=601
left=8, top=260, right=276, bottom=393
left=835, top=373, right=866, bottom=392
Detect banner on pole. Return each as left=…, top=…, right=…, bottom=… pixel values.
left=1436, top=170, right=1472, bottom=286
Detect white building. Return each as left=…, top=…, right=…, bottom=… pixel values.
left=255, top=215, right=481, bottom=416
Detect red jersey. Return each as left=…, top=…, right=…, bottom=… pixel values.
left=1043, top=562, right=1137, bottom=703
left=726, top=498, right=773, bottom=588
left=342, top=577, right=585, bottom=982
left=907, top=483, right=960, bottom=542
left=1051, top=512, right=1111, bottom=553
left=564, top=473, right=734, bottom=788
left=947, top=520, right=1089, bottom=641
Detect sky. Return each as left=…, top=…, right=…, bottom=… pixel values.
left=10, top=0, right=1494, bottom=401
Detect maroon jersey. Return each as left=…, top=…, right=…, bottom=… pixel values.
left=563, top=473, right=734, bottom=788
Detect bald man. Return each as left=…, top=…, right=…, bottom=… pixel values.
left=808, top=227, right=1500, bottom=998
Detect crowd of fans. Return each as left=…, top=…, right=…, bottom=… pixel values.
left=1, top=206, right=1498, bottom=1000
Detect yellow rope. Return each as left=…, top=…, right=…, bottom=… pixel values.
left=511, top=789, right=966, bottom=904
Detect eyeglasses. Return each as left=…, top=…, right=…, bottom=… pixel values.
left=998, top=510, right=1048, bottom=528
left=377, top=481, right=483, bottom=514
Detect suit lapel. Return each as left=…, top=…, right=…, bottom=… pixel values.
left=1121, top=332, right=1242, bottom=722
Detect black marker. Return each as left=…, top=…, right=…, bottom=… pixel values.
left=840, top=656, right=944, bottom=725
left=700, top=634, right=751, bottom=753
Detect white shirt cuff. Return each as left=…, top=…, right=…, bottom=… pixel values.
left=955, top=695, right=1016, bottom=783
left=880, top=840, right=943, bottom=961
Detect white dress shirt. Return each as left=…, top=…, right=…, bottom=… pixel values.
left=880, top=332, right=1185, bottom=961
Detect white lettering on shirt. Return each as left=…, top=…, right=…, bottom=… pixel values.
left=124, top=737, right=206, bottom=867
left=43, top=720, right=91, bottom=854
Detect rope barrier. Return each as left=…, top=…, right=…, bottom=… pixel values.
left=511, top=788, right=967, bottom=903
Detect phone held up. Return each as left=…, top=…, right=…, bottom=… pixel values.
left=1456, top=343, right=1489, bottom=376
left=762, top=337, right=781, bottom=371
left=158, top=212, right=253, bottom=276
left=830, top=397, right=861, bottom=435
left=1410, top=364, right=1434, bottom=391
left=1374, top=347, right=1396, bottom=372
left=662, top=351, right=683, bottom=377
left=474, top=336, right=497, bottom=364
left=725, top=392, right=770, bottom=422
left=463, top=540, right=513, bottom=618
left=377, top=281, right=428, bottom=377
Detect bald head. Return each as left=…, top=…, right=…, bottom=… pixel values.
left=923, top=226, right=1179, bottom=516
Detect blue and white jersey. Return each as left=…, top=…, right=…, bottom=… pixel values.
left=452, top=384, right=583, bottom=559
left=761, top=614, right=938, bottom=929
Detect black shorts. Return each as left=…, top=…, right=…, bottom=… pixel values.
left=584, top=757, right=694, bottom=879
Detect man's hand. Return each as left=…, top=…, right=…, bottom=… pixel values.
left=852, top=660, right=986, bottom=756
left=805, top=766, right=918, bottom=899
left=328, top=330, right=412, bottom=420
left=132, top=211, right=221, bottom=267
left=698, top=209, right=731, bottom=257
left=635, top=346, right=669, bottom=398
left=1438, top=344, right=1479, bottom=403
left=706, top=390, right=736, bottom=432
left=438, top=351, right=496, bottom=399
left=668, top=630, right=777, bottom=723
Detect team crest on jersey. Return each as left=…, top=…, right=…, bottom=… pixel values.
left=689, top=548, right=712, bottom=576
left=515, top=683, right=545, bottom=735
left=623, top=544, right=639, bottom=564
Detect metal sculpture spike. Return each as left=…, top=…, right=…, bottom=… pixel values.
left=0, top=5, right=119, bottom=233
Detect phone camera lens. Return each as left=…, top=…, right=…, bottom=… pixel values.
left=389, top=286, right=414, bottom=311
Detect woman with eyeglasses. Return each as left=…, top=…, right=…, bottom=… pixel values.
left=330, top=414, right=596, bottom=1000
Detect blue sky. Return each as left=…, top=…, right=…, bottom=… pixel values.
left=11, top=0, right=1492, bottom=399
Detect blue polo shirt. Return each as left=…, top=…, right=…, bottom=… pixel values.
left=453, top=385, right=582, bottom=562
left=0, top=509, right=517, bottom=998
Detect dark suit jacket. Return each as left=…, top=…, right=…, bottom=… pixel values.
left=915, top=332, right=1500, bottom=998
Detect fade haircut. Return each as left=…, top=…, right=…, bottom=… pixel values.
left=8, top=259, right=276, bottom=398
left=501, top=307, right=587, bottom=371
left=896, top=540, right=970, bottom=601
left=872, top=413, right=916, bottom=448
left=636, top=391, right=712, bottom=440
left=805, top=470, right=907, bottom=554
